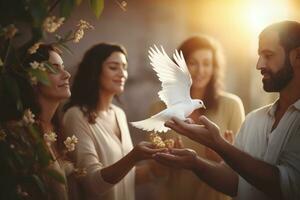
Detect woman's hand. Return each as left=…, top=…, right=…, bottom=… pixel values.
left=130, top=141, right=168, bottom=162
left=153, top=148, right=198, bottom=170
left=173, top=136, right=184, bottom=148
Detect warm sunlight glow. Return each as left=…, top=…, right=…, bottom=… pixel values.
left=245, top=0, right=290, bottom=35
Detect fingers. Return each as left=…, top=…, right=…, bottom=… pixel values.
left=172, top=117, right=190, bottom=128
left=224, top=130, right=234, bottom=144
left=139, top=141, right=153, bottom=147
left=153, top=152, right=179, bottom=161
left=184, top=118, right=194, bottom=124
left=137, top=141, right=168, bottom=155
left=152, top=152, right=184, bottom=169
left=169, top=148, right=196, bottom=156
left=174, top=136, right=184, bottom=148
left=152, top=149, right=196, bottom=169
left=164, top=121, right=189, bottom=136
left=142, top=146, right=168, bottom=154
left=198, top=115, right=219, bottom=134
left=165, top=117, right=192, bottom=135
left=153, top=155, right=181, bottom=169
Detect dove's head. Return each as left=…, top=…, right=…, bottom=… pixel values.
left=191, top=99, right=206, bottom=109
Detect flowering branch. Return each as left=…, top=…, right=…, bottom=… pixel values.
left=0, top=1, right=101, bottom=198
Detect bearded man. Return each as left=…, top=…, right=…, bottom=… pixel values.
left=153, top=21, right=300, bottom=200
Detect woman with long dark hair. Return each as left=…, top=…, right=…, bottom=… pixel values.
left=63, top=43, right=165, bottom=200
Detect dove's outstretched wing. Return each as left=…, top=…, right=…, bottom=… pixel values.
left=149, top=45, right=192, bottom=107
left=131, top=46, right=193, bottom=133
left=130, top=112, right=170, bottom=133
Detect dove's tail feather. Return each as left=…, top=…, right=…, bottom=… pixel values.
left=130, top=117, right=170, bottom=133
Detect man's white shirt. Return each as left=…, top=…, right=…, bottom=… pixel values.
left=234, top=99, right=300, bottom=200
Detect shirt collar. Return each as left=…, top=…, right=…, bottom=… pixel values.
left=267, top=99, right=279, bottom=117
left=267, top=98, right=300, bottom=117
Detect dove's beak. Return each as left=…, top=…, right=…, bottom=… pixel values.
left=202, top=104, right=206, bottom=109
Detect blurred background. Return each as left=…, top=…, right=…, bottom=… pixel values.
left=58, top=0, right=300, bottom=141
left=55, top=0, right=300, bottom=199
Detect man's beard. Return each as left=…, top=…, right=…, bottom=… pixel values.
left=262, top=59, right=294, bottom=92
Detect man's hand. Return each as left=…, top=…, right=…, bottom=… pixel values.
left=165, top=116, right=224, bottom=150
left=153, top=148, right=198, bottom=170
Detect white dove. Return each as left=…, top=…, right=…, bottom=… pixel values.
left=130, top=45, right=205, bottom=133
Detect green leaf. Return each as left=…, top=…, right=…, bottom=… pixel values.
left=31, top=174, right=47, bottom=195
left=45, top=168, right=66, bottom=184
left=28, top=125, right=52, bottom=167
left=28, top=125, right=41, bottom=141
left=90, top=0, right=104, bottom=18
left=28, top=68, right=50, bottom=86
left=43, top=62, right=58, bottom=74
left=56, top=43, right=74, bottom=55
left=60, top=0, right=75, bottom=18
left=36, top=142, right=51, bottom=167
left=28, top=0, right=48, bottom=28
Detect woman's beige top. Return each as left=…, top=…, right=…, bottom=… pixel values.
left=150, top=92, right=245, bottom=200
left=63, top=105, right=135, bottom=200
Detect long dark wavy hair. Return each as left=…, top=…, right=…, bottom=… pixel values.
left=178, top=35, right=225, bottom=110
left=64, top=43, right=127, bottom=124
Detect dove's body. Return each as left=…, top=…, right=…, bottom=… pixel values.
left=131, top=45, right=205, bottom=132
left=131, top=100, right=203, bottom=132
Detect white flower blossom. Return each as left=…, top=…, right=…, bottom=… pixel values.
left=73, top=29, right=84, bottom=43
left=28, top=42, right=43, bottom=54
left=30, top=61, right=39, bottom=69
left=22, top=109, right=35, bottom=125
left=77, top=20, right=94, bottom=30
left=43, top=131, right=57, bottom=145
left=30, top=61, right=46, bottom=71
left=38, top=63, right=46, bottom=71
left=43, top=16, right=65, bottom=33
left=64, top=135, right=78, bottom=152
left=73, top=20, right=94, bottom=43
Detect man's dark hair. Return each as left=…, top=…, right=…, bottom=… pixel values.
left=261, top=21, right=300, bottom=54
